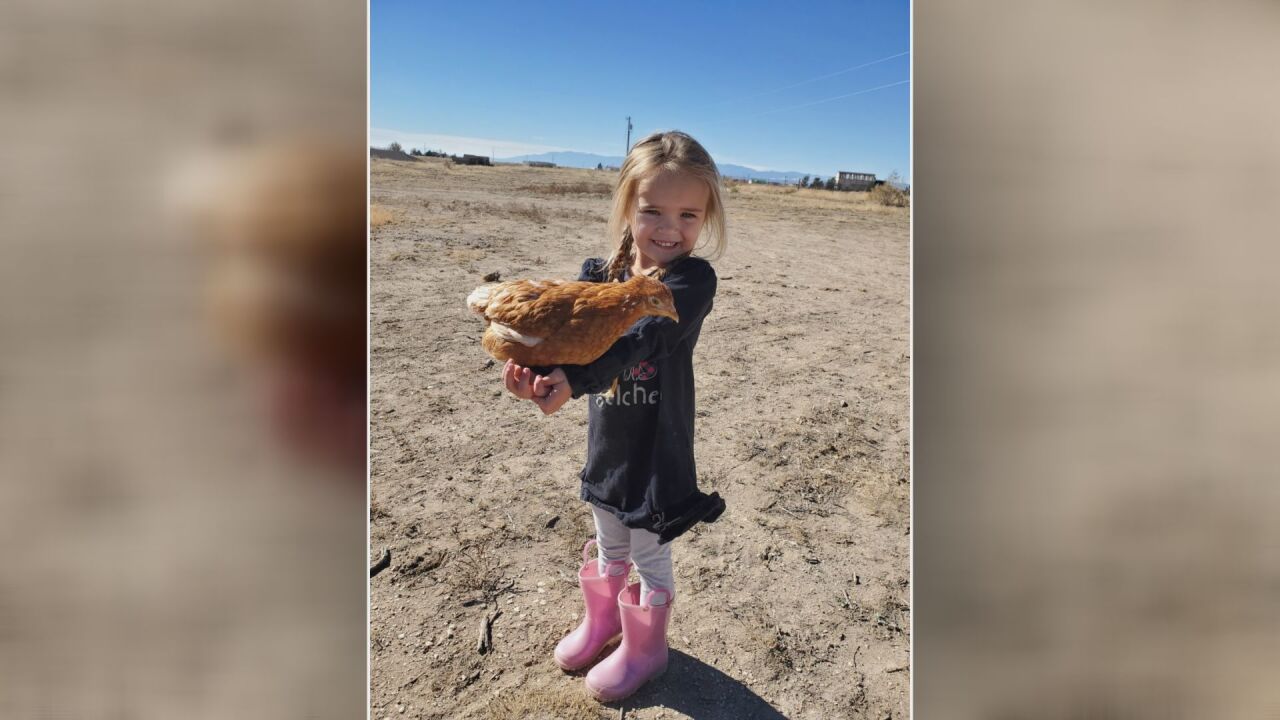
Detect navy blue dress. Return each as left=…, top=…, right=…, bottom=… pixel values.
left=555, top=255, right=726, bottom=544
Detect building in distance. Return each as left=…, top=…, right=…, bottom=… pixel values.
left=836, top=171, right=877, bottom=191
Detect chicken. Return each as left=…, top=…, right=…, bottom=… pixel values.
left=467, top=274, right=679, bottom=367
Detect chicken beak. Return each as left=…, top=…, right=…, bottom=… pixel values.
left=660, top=306, right=680, bottom=322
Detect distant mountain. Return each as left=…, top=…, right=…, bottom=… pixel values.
left=497, top=151, right=816, bottom=184
left=720, top=165, right=811, bottom=184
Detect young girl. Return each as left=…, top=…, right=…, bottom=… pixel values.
left=502, top=130, right=727, bottom=701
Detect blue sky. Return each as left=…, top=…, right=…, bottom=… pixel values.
left=371, top=0, right=910, bottom=181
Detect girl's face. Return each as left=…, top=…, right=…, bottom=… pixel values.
left=629, top=170, right=709, bottom=272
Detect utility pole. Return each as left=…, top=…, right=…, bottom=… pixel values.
left=625, top=116, right=633, bottom=156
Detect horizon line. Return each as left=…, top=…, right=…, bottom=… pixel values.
left=369, top=127, right=896, bottom=179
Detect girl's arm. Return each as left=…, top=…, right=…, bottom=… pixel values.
left=558, top=257, right=717, bottom=398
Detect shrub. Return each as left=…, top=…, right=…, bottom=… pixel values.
left=870, top=171, right=909, bottom=207
left=870, top=183, right=909, bottom=207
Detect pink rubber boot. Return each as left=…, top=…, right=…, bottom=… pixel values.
left=554, top=539, right=632, bottom=671
left=584, top=582, right=673, bottom=702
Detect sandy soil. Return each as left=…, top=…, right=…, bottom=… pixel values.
left=369, top=156, right=910, bottom=720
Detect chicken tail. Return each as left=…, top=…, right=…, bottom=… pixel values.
left=466, top=285, right=494, bottom=317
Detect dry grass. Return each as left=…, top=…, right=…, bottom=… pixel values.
left=515, top=182, right=612, bottom=197
left=870, top=183, right=910, bottom=208
left=724, top=182, right=910, bottom=215
left=554, top=511, right=594, bottom=560
left=423, top=199, right=567, bottom=225
left=502, top=202, right=549, bottom=224
left=446, top=528, right=509, bottom=603
left=760, top=625, right=798, bottom=678
left=496, top=201, right=604, bottom=225
left=446, top=247, right=488, bottom=264
left=875, top=596, right=910, bottom=636
left=742, top=399, right=907, bottom=524
left=486, top=687, right=607, bottom=720
left=370, top=204, right=397, bottom=227
left=860, top=466, right=910, bottom=525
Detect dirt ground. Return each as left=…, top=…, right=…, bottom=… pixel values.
left=369, top=156, right=910, bottom=720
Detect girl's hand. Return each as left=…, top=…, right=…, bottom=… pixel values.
left=530, top=368, right=573, bottom=416
left=502, top=359, right=548, bottom=400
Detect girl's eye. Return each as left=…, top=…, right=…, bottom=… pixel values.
left=641, top=208, right=659, bottom=215
left=682, top=212, right=697, bottom=219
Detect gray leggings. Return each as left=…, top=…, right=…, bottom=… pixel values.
left=592, top=505, right=674, bottom=600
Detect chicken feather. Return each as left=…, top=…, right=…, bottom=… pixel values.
left=468, top=274, right=679, bottom=368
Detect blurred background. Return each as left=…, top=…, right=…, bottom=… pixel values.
left=0, top=1, right=366, bottom=718
left=915, top=0, right=1280, bottom=717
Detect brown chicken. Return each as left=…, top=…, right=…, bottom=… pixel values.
left=467, top=274, right=679, bottom=367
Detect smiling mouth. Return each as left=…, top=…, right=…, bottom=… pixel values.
left=652, top=239, right=680, bottom=249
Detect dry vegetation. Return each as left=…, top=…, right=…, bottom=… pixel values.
left=515, top=181, right=613, bottom=197
left=732, top=182, right=909, bottom=212
left=370, top=203, right=398, bottom=227
left=370, top=156, right=909, bottom=719
left=870, top=183, right=910, bottom=208
left=726, top=177, right=909, bottom=209
left=486, top=686, right=609, bottom=720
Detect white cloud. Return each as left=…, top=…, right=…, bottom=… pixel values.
left=368, top=128, right=575, bottom=158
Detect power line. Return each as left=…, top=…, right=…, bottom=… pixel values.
left=700, top=50, right=909, bottom=110
left=749, top=79, right=910, bottom=118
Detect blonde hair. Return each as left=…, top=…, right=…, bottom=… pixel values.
left=604, top=131, right=727, bottom=282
